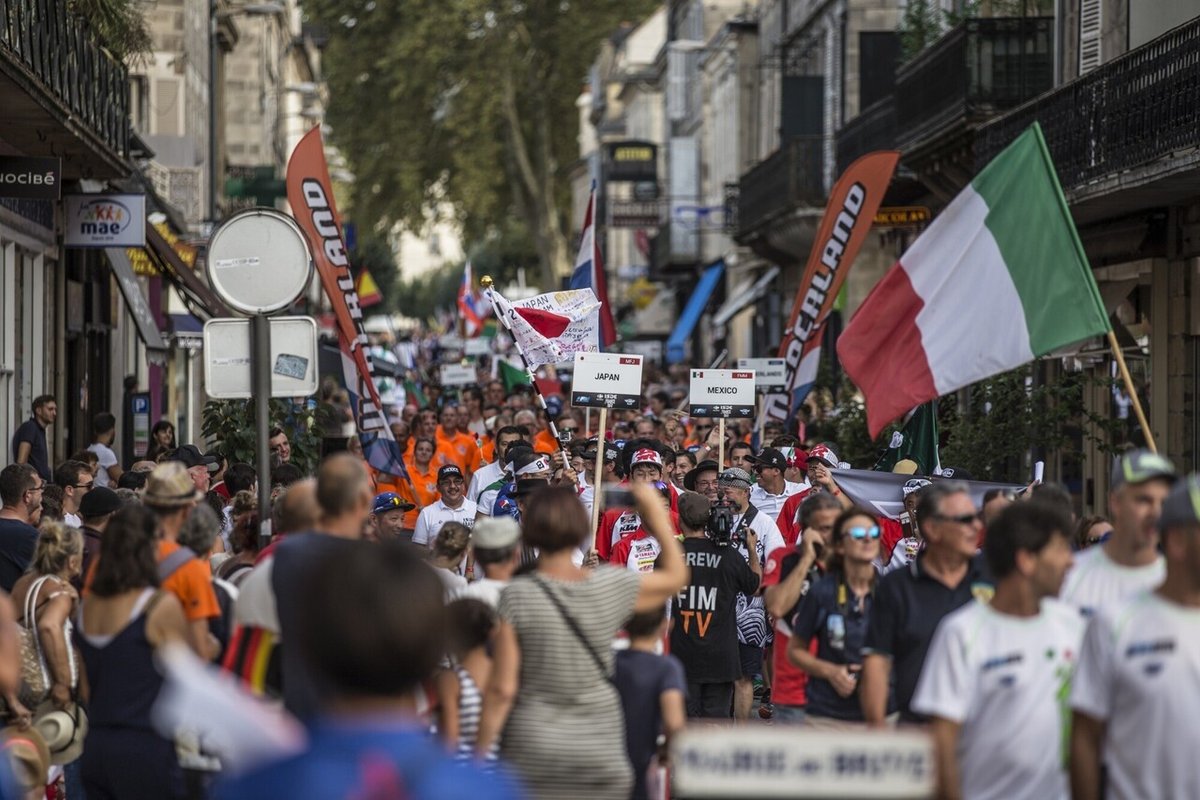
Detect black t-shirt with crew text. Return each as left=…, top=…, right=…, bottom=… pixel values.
left=670, top=536, right=759, bottom=684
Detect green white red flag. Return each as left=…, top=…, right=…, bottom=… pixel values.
left=838, top=123, right=1110, bottom=438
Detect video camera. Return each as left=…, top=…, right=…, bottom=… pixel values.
left=706, top=492, right=737, bottom=547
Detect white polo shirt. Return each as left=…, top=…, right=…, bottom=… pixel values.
left=749, top=479, right=807, bottom=520
left=1060, top=545, right=1165, bottom=619
left=467, top=461, right=504, bottom=504
left=413, top=498, right=478, bottom=547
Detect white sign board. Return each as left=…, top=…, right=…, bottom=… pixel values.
left=464, top=338, right=492, bottom=356
left=671, top=728, right=934, bottom=799
left=64, top=194, right=146, bottom=247
left=738, top=358, right=788, bottom=393
left=689, top=369, right=756, bottom=419
left=623, top=339, right=664, bottom=363
left=206, top=209, right=313, bottom=315
left=203, top=316, right=319, bottom=399
left=439, top=363, right=477, bottom=386
left=571, top=352, right=644, bottom=409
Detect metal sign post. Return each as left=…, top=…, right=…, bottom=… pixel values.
left=205, top=208, right=314, bottom=549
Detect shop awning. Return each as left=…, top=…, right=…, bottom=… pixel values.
left=169, top=313, right=204, bottom=350
left=104, top=248, right=168, bottom=356
left=146, top=223, right=231, bottom=319
left=712, top=265, right=781, bottom=326
left=666, top=260, right=726, bottom=364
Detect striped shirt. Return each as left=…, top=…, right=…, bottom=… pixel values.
left=454, top=664, right=492, bottom=761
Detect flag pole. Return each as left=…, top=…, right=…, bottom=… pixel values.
left=482, top=275, right=573, bottom=471
left=590, top=407, right=608, bottom=537
left=717, top=417, right=726, bottom=471
left=1107, top=329, right=1157, bottom=453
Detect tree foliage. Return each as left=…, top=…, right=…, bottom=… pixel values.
left=201, top=399, right=333, bottom=476
left=76, top=0, right=152, bottom=61
left=305, top=0, right=658, bottom=288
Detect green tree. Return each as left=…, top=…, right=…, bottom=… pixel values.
left=305, top=0, right=657, bottom=289
left=349, top=231, right=399, bottom=313
left=898, top=0, right=946, bottom=60
left=201, top=399, right=333, bottom=476
left=75, top=0, right=152, bottom=60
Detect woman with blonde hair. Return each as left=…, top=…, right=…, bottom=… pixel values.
left=430, top=523, right=471, bottom=596
left=12, top=520, right=85, bottom=713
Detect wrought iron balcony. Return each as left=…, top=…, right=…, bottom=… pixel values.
left=0, top=0, right=130, bottom=173
left=978, top=14, right=1200, bottom=196
left=735, top=136, right=826, bottom=241
left=894, top=16, right=1053, bottom=157
left=837, top=96, right=895, bottom=174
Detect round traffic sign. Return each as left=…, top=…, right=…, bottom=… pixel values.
left=206, top=208, right=313, bottom=315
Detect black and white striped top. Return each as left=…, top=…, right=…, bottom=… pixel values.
left=454, top=664, right=493, bottom=761
left=497, top=567, right=641, bottom=799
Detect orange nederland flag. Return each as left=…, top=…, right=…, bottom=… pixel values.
left=355, top=269, right=383, bottom=307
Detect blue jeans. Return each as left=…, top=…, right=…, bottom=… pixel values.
left=773, top=704, right=807, bottom=724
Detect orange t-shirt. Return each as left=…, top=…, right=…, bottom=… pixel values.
left=157, top=540, right=220, bottom=622
left=533, top=429, right=558, bottom=455
left=480, top=438, right=496, bottom=464
left=375, top=472, right=423, bottom=529
left=406, top=461, right=441, bottom=522
left=436, top=428, right=480, bottom=475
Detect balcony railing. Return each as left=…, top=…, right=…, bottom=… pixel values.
left=735, top=136, right=826, bottom=239
left=837, top=96, right=895, bottom=173
left=894, top=16, right=1053, bottom=154
left=977, top=14, right=1200, bottom=192
left=0, top=0, right=130, bottom=158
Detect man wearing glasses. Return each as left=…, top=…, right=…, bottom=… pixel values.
left=413, top=465, right=477, bottom=549
left=0, top=464, right=43, bottom=591
left=859, top=481, right=992, bottom=726
left=53, top=459, right=93, bottom=528
left=748, top=448, right=807, bottom=520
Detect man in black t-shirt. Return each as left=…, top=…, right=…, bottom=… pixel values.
left=0, top=464, right=43, bottom=592
left=670, top=492, right=761, bottom=718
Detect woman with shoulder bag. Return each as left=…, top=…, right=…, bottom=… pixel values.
left=475, top=483, right=689, bottom=799
left=75, top=504, right=191, bottom=799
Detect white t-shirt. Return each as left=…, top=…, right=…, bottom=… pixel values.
left=453, top=577, right=508, bottom=609
left=748, top=480, right=807, bottom=521
left=912, top=599, right=1084, bottom=800
left=413, top=498, right=478, bottom=547
left=618, top=536, right=661, bottom=573
left=467, top=461, right=503, bottom=504
left=1060, top=545, right=1165, bottom=618
left=433, top=565, right=468, bottom=598
left=1071, top=591, right=1200, bottom=800
left=88, top=442, right=118, bottom=488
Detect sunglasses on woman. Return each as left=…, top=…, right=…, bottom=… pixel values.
left=845, top=526, right=881, bottom=540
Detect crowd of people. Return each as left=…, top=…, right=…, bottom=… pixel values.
left=0, top=378, right=1197, bottom=800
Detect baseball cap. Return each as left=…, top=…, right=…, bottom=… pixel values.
left=903, top=478, right=933, bottom=498
left=163, top=444, right=219, bottom=472
left=511, top=477, right=550, bottom=497
left=1111, top=449, right=1177, bottom=491
left=473, top=516, right=522, bottom=550
left=372, top=492, right=416, bottom=514
left=684, top=459, right=719, bottom=491
left=892, top=459, right=919, bottom=475
left=79, top=487, right=122, bottom=518
left=750, top=447, right=789, bottom=471
left=504, top=443, right=534, bottom=468
left=938, top=466, right=973, bottom=481
left=630, top=448, right=664, bottom=469
left=437, top=464, right=465, bottom=483
left=1158, top=474, right=1200, bottom=531
left=718, top=468, right=753, bottom=491
left=807, top=444, right=839, bottom=469
left=584, top=438, right=620, bottom=464
left=545, top=396, right=564, bottom=417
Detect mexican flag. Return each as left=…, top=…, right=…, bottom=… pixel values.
left=498, top=359, right=531, bottom=392
left=874, top=401, right=940, bottom=476
left=838, top=123, right=1110, bottom=438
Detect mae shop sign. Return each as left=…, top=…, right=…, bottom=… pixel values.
left=64, top=194, right=145, bottom=247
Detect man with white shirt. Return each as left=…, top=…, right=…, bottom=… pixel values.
left=413, top=465, right=477, bottom=547
left=913, top=502, right=1082, bottom=800
left=453, top=517, right=520, bottom=608
left=53, top=459, right=93, bottom=528
left=1071, top=472, right=1200, bottom=800
left=466, top=426, right=527, bottom=504
left=748, top=447, right=806, bottom=519
left=717, top=467, right=786, bottom=720
left=87, top=411, right=122, bottom=488
left=1060, top=449, right=1175, bottom=618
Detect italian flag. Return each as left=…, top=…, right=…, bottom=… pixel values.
left=838, top=123, right=1110, bottom=438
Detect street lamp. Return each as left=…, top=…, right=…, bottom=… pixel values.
left=209, top=0, right=288, bottom=229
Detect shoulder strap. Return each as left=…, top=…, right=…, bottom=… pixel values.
left=157, top=546, right=199, bottom=583
left=529, top=576, right=614, bottom=685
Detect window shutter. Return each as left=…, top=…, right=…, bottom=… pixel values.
left=1078, top=0, right=1102, bottom=75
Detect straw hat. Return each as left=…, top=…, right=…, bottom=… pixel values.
left=34, top=701, right=88, bottom=766
left=143, top=462, right=204, bottom=508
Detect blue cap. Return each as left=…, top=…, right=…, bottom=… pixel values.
left=372, top=492, right=415, bottom=514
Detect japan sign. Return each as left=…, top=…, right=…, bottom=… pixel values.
left=571, top=352, right=644, bottom=409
